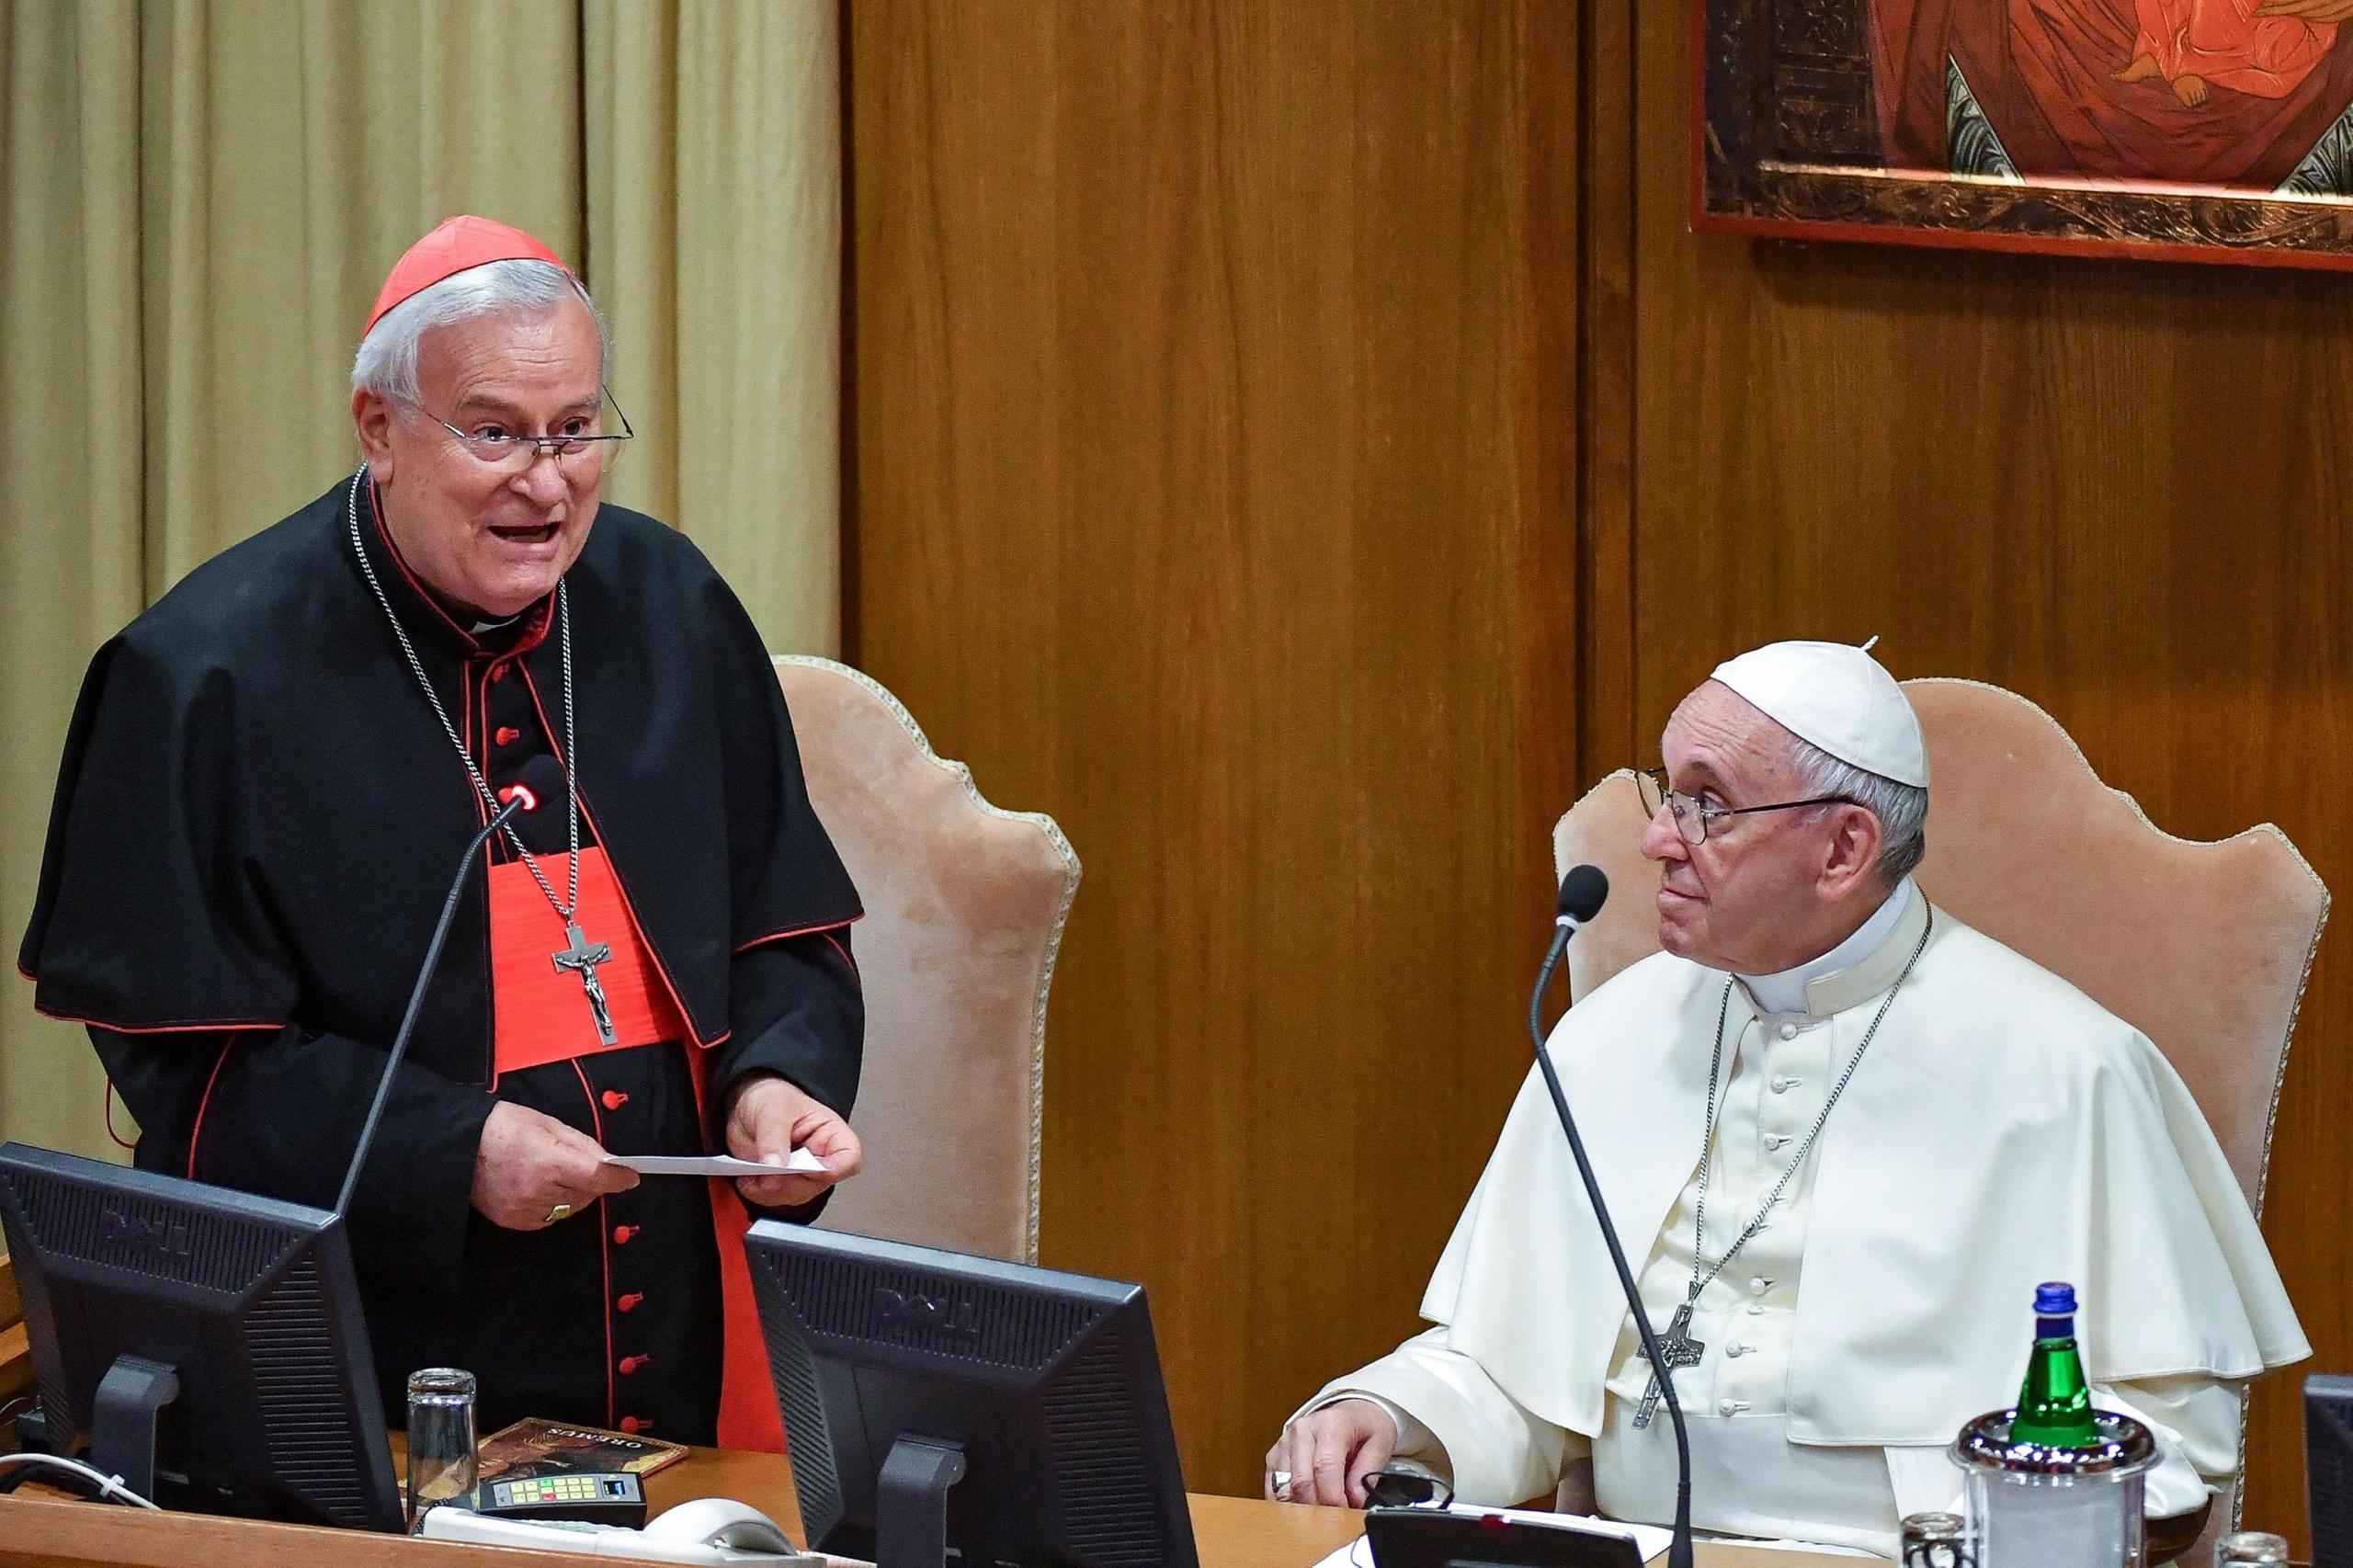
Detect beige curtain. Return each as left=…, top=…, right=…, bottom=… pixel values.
left=586, top=0, right=841, bottom=653
left=0, top=0, right=841, bottom=1161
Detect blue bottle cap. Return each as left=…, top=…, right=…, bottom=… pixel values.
left=2035, top=1281, right=2077, bottom=1315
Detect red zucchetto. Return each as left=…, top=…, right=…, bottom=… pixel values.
left=363, top=215, right=571, bottom=335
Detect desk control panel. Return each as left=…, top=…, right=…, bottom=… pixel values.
left=479, top=1470, right=647, bottom=1527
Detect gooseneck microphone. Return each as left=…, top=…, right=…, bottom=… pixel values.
left=1527, top=866, right=1696, bottom=1568
left=333, top=795, right=525, bottom=1219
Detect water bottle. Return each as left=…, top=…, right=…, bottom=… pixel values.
left=2010, top=1281, right=2097, bottom=1449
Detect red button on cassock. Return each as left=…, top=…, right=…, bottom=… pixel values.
left=495, top=726, right=521, bottom=745
left=617, top=1292, right=644, bottom=1313
left=619, top=1355, right=650, bottom=1376
left=601, top=1090, right=629, bottom=1111
left=612, top=1224, right=639, bottom=1245
left=619, top=1416, right=648, bottom=1434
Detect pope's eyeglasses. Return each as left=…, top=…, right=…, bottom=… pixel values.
left=1362, top=1469, right=1453, bottom=1510
left=1635, top=767, right=1857, bottom=846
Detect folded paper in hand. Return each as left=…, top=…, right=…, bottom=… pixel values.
left=599, top=1149, right=827, bottom=1178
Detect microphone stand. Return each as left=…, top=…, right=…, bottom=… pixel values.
left=333, top=795, right=523, bottom=1219
left=1528, top=920, right=1696, bottom=1568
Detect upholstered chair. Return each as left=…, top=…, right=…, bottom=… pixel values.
left=773, top=656, right=1081, bottom=1265
left=1549, top=677, right=2326, bottom=1562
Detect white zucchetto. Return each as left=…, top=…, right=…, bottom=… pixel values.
left=1710, top=639, right=1929, bottom=789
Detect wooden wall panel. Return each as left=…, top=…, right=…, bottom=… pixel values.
left=847, top=0, right=2343, bottom=1540
left=1620, top=1, right=2353, bottom=1546
left=846, top=0, right=1581, bottom=1500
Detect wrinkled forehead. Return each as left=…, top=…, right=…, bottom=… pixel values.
left=422, top=301, right=604, bottom=395
left=1663, top=679, right=1805, bottom=787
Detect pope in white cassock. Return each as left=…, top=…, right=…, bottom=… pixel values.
left=1267, top=642, right=2310, bottom=1557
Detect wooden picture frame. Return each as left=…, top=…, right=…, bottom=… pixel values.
left=1692, top=0, right=2353, bottom=272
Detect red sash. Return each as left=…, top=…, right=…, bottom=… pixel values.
left=488, top=849, right=681, bottom=1070
left=488, top=848, right=784, bottom=1452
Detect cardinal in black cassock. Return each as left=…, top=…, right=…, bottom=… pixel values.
left=17, top=217, right=863, bottom=1451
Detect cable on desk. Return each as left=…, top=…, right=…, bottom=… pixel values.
left=0, top=1451, right=159, bottom=1508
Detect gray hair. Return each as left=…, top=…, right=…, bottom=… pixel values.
left=1787, top=734, right=1927, bottom=884
left=351, top=258, right=611, bottom=406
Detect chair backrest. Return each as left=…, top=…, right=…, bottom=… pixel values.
left=0, top=1256, right=28, bottom=1408
left=775, top=656, right=1081, bottom=1264
left=1552, top=678, right=2327, bottom=1549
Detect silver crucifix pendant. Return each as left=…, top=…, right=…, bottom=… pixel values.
left=551, top=921, right=618, bottom=1047
left=1633, top=1300, right=1705, bottom=1429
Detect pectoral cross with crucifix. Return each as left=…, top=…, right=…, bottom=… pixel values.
left=1632, top=1300, right=1705, bottom=1429
left=552, top=922, right=619, bottom=1048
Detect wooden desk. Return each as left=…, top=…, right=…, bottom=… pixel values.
left=654, top=1449, right=1855, bottom=1568
left=0, top=1443, right=1859, bottom=1568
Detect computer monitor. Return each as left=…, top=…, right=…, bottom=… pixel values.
left=745, top=1221, right=1199, bottom=1568
left=0, top=1142, right=403, bottom=1531
left=2311, top=1373, right=2353, bottom=1568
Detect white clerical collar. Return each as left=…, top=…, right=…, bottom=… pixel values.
left=1734, top=877, right=1924, bottom=1020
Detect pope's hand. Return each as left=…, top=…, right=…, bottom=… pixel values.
left=472, top=1101, right=639, bottom=1230
left=1266, top=1399, right=1396, bottom=1508
left=724, top=1074, right=864, bottom=1209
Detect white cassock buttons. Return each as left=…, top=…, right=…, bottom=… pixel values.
left=1749, top=1276, right=1773, bottom=1294
left=1778, top=1021, right=1799, bottom=1040
left=1717, top=1399, right=1750, bottom=1415
left=1763, top=1133, right=1790, bottom=1151
left=1770, top=1075, right=1796, bottom=1093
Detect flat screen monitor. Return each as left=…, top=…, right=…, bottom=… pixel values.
left=745, top=1221, right=1199, bottom=1568
left=2313, top=1374, right=2353, bottom=1568
left=0, top=1142, right=402, bottom=1531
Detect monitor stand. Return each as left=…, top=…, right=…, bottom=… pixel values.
left=89, top=1355, right=181, bottom=1501
left=874, top=1436, right=967, bottom=1568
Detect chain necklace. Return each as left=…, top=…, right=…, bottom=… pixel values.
left=344, top=467, right=618, bottom=1046
left=1632, top=907, right=1935, bottom=1429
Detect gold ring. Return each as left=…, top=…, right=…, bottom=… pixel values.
left=545, top=1202, right=573, bottom=1225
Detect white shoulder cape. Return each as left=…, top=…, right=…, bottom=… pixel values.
left=1420, top=906, right=2310, bottom=1446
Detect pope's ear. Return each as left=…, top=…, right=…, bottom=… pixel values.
left=1820, top=802, right=1886, bottom=897
left=353, top=388, right=397, bottom=480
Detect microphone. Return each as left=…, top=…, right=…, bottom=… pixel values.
left=1526, top=866, right=1696, bottom=1568
left=333, top=795, right=526, bottom=1219
left=1556, top=863, right=1609, bottom=935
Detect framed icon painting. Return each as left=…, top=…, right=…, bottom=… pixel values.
left=1694, top=0, right=2353, bottom=270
